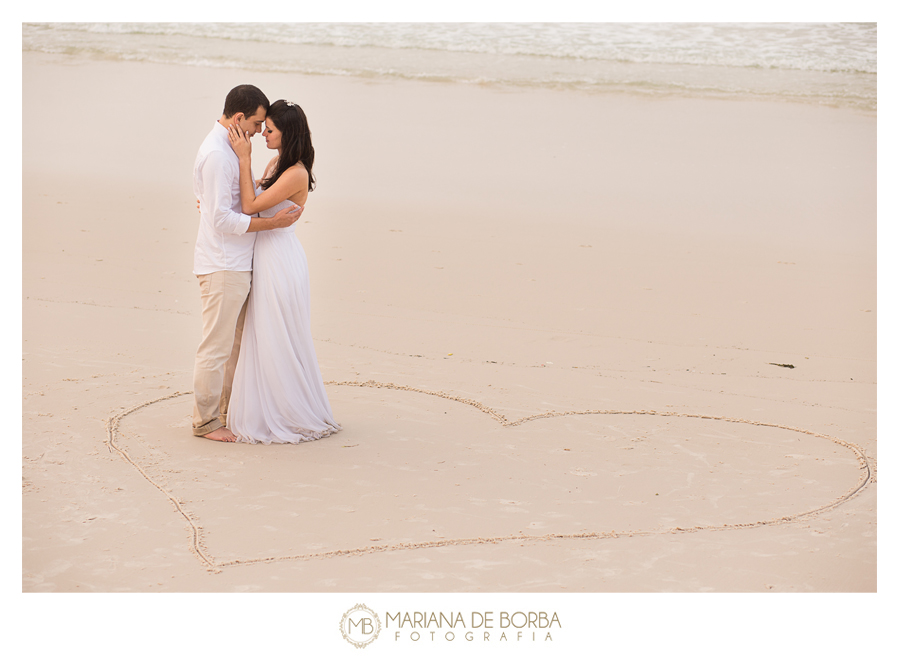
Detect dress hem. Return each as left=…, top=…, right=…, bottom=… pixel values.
left=233, top=424, right=341, bottom=445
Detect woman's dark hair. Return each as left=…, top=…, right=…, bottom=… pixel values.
left=223, top=84, right=270, bottom=119
left=260, top=100, right=316, bottom=193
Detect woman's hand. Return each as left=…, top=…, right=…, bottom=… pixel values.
left=227, top=124, right=252, bottom=160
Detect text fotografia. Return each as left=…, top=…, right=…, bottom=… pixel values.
left=387, top=611, right=561, bottom=642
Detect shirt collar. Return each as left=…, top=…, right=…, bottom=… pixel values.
left=212, top=121, right=236, bottom=151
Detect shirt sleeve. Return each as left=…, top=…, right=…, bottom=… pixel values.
left=200, top=150, right=251, bottom=235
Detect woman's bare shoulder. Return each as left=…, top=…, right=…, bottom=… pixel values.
left=284, top=164, right=309, bottom=204
left=263, top=156, right=279, bottom=178
left=288, top=162, right=309, bottom=181
left=282, top=163, right=309, bottom=186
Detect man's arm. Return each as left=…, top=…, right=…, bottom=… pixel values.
left=194, top=198, right=303, bottom=231
left=246, top=205, right=304, bottom=232
left=201, top=150, right=252, bottom=235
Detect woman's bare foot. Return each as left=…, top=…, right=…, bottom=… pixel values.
left=201, top=427, right=237, bottom=442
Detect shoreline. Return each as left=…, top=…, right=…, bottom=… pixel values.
left=23, top=23, right=878, bottom=114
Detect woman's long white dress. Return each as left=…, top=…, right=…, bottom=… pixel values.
left=229, top=195, right=340, bottom=444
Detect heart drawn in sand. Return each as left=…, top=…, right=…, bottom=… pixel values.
left=104, top=380, right=873, bottom=573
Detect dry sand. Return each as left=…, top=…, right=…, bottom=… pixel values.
left=22, top=51, right=876, bottom=595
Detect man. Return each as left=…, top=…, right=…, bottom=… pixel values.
left=192, top=84, right=302, bottom=442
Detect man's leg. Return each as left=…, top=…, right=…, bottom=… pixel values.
left=192, top=270, right=252, bottom=437
left=219, top=291, right=250, bottom=428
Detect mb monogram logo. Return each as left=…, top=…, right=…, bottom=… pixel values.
left=340, top=604, right=382, bottom=648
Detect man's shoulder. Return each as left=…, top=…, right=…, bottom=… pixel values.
left=196, top=139, right=237, bottom=172
left=197, top=125, right=232, bottom=154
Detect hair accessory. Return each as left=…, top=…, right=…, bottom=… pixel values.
left=285, top=101, right=295, bottom=107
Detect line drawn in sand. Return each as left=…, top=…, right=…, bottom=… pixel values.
left=104, top=381, right=875, bottom=574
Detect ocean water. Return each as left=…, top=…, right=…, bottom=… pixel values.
left=23, top=22, right=876, bottom=111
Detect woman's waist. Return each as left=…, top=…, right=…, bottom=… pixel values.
left=256, top=226, right=299, bottom=240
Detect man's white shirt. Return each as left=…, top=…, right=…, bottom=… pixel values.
left=193, top=122, right=256, bottom=275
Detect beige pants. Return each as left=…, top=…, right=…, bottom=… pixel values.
left=192, top=270, right=252, bottom=436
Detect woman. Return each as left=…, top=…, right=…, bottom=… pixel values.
left=225, top=99, right=341, bottom=444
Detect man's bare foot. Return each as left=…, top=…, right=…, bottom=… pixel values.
left=201, top=427, right=237, bottom=442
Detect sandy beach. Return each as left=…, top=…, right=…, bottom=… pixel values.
left=22, top=47, right=876, bottom=601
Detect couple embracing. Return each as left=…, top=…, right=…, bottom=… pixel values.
left=191, top=84, right=340, bottom=444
